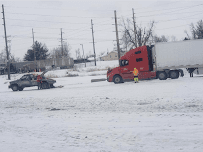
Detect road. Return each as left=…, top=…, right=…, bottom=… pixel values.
left=0, top=74, right=203, bottom=152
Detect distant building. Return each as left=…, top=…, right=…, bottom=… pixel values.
left=0, top=59, right=4, bottom=64
left=100, top=51, right=125, bottom=61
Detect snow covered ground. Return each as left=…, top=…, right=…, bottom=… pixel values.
left=0, top=61, right=203, bottom=152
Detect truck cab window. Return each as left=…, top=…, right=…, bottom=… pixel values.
left=135, top=51, right=141, bottom=54
left=120, top=60, right=129, bottom=66
left=136, top=58, right=143, bottom=62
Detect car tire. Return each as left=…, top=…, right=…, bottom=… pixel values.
left=50, top=84, right=55, bottom=88
left=41, top=82, right=50, bottom=89
left=158, top=71, right=167, bottom=80
left=113, top=75, right=123, bottom=84
left=11, top=85, right=18, bottom=91
left=18, top=87, right=24, bottom=91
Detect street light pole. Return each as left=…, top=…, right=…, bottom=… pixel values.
left=80, top=44, right=86, bottom=67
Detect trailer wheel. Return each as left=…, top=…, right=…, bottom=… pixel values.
left=158, top=71, right=167, bottom=80
left=113, top=75, right=123, bottom=84
left=11, top=85, right=18, bottom=91
left=169, top=70, right=179, bottom=79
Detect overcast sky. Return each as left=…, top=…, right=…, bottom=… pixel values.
left=0, top=0, right=203, bottom=60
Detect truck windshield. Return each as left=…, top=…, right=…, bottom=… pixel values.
left=120, top=60, right=129, bottom=66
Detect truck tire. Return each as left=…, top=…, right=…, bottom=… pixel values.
left=113, top=75, right=123, bottom=84
left=18, top=87, right=24, bottom=91
left=169, top=70, right=179, bottom=79
left=158, top=71, right=167, bottom=80
left=11, top=85, right=18, bottom=91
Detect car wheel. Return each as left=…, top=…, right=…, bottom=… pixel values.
left=158, top=71, right=167, bottom=80
left=41, top=82, right=46, bottom=89
left=50, top=84, right=55, bottom=88
left=113, top=75, right=123, bottom=84
left=18, top=87, right=24, bottom=91
left=11, top=85, right=18, bottom=91
left=41, top=82, right=50, bottom=89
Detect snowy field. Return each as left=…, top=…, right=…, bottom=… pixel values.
left=0, top=60, right=203, bottom=152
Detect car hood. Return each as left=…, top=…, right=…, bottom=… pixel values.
left=10, top=80, right=19, bottom=84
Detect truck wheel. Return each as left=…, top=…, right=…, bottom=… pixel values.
left=113, top=75, right=123, bottom=84
left=158, top=71, right=167, bottom=80
left=18, top=87, right=24, bottom=91
left=169, top=70, right=179, bottom=79
left=11, top=85, right=18, bottom=91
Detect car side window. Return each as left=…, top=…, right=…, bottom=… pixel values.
left=30, top=75, right=34, bottom=80
left=21, top=76, right=27, bottom=80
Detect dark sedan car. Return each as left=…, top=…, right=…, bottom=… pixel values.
left=8, top=73, right=56, bottom=91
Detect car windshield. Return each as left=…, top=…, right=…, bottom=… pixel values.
left=120, top=60, right=129, bottom=66
left=21, top=75, right=29, bottom=80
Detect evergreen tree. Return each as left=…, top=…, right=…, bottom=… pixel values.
left=24, top=41, right=49, bottom=61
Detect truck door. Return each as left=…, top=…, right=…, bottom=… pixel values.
left=119, top=60, right=133, bottom=79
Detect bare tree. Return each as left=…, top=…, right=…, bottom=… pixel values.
left=121, top=18, right=154, bottom=51
left=153, top=35, right=168, bottom=43
left=0, top=44, right=20, bottom=63
left=75, top=48, right=81, bottom=59
left=170, top=35, right=177, bottom=42
left=185, top=20, right=203, bottom=40
left=50, top=42, right=71, bottom=59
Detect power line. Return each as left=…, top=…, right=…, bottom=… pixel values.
left=6, top=18, right=91, bottom=25
left=156, top=24, right=190, bottom=30
left=4, top=5, right=115, bottom=12
left=5, top=12, right=112, bottom=19
left=121, top=3, right=203, bottom=17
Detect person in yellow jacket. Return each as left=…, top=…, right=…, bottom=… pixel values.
left=133, top=68, right=139, bottom=83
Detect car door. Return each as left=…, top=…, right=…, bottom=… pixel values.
left=30, top=74, right=38, bottom=86
left=20, top=75, right=31, bottom=87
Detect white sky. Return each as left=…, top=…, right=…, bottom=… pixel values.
left=0, top=0, right=203, bottom=60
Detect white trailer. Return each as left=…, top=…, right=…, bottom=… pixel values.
left=152, top=39, right=203, bottom=80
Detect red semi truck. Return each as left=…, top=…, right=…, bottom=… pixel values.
left=107, top=45, right=157, bottom=83
left=107, top=39, right=203, bottom=83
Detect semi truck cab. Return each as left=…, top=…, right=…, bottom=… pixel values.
left=107, top=45, right=156, bottom=83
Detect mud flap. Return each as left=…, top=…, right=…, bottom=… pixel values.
left=178, top=69, right=184, bottom=77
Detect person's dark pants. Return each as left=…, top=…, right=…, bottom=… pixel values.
left=38, top=82, right=41, bottom=90
left=190, top=73, right=193, bottom=77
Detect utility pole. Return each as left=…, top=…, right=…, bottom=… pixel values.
left=114, top=10, right=121, bottom=66
left=132, top=8, right=137, bottom=48
left=61, top=28, right=64, bottom=57
left=91, top=19, right=96, bottom=66
left=32, top=28, right=37, bottom=71
left=2, top=4, right=10, bottom=80
left=32, top=28, right=35, bottom=61
left=80, top=44, right=86, bottom=67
